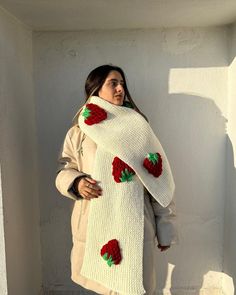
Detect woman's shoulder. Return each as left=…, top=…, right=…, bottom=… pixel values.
left=65, top=124, right=84, bottom=143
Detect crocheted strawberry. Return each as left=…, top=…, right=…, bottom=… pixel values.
left=143, top=152, right=162, bottom=177
left=100, top=239, right=122, bottom=266
left=82, top=103, right=107, bottom=125
left=112, top=156, right=135, bottom=183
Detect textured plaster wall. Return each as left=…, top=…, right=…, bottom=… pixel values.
left=223, top=21, right=236, bottom=289
left=33, top=27, right=229, bottom=294
left=0, top=7, right=42, bottom=295
left=0, top=165, right=7, bottom=295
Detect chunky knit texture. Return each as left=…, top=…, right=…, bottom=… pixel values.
left=78, top=96, right=175, bottom=295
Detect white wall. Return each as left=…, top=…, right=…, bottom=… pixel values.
left=0, top=7, right=42, bottom=295
left=33, top=27, right=229, bottom=293
left=223, top=21, right=236, bottom=289
left=0, top=166, right=7, bottom=295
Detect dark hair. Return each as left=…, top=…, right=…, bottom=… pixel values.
left=85, top=65, right=128, bottom=98
left=72, top=64, right=148, bottom=124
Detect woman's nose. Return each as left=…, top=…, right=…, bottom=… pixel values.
left=116, top=84, right=124, bottom=93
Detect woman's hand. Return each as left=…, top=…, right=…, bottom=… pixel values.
left=75, top=177, right=102, bottom=200
left=157, top=244, right=170, bottom=252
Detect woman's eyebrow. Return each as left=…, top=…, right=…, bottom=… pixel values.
left=108, top=78, right=124, bottom=82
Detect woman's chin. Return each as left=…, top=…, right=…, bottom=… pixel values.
left=114, top=98, right=124, bottom=106
left=115, top=101, right=123, bottom=106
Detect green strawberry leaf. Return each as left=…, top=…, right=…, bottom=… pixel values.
left=102, top=253, right=108, bottom=261
left=126, top=171, right=134, bottom=182
left=107, top=256, right=114, bottom=267
left=148, top=153, right=158, bottom=165
left=82, top=107, right=91, bottom=119
left=120, top=168, right=134, bottom=182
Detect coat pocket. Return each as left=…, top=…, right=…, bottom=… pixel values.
left=71, top=199, right=90, bottom=242
left=71, top=200, right=83, bottom=241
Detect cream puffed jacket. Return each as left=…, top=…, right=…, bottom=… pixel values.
left=55, top=124, right=178, bottom=295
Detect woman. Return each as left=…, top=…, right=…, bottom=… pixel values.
left=55, top=64, right=178, bottom=295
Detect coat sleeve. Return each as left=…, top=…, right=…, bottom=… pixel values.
left=55, top=127, right=89, bottom=201
left=145, top=187, right=179, bottom=246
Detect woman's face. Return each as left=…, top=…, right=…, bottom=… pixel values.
left=98, top=70, right=125, bottom=106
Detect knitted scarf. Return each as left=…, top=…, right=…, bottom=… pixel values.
left=78, top=96, right=175, bottom=295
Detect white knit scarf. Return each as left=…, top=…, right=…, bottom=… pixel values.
left=78, top=96, right=175, bottom=295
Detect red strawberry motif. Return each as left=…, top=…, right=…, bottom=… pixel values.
left=143, top=152, right=162, bottom=177
left=112, top=156, right=135, bottom=183
left=100, top=239, right=122, bottom=266
left=82, top=103, right=107, bottom=125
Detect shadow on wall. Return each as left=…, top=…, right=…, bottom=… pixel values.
left=154, top=93, right=235, bottom=294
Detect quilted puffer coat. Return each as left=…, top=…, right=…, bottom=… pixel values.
left=55, top=125, right=178, bottom=295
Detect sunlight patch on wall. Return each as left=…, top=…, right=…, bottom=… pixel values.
left=201, top=271, right=234, bottom=295
left=168, top=67, right=228, bottom=118
left=163, top=263, right=175, bottom=293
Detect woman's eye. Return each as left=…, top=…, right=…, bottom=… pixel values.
left=109, top=81, right=117, bottom=87
left=107, top=81, right=124, bottom=88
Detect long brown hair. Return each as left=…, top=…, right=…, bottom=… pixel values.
left=72, top=64, right=148, bottom=124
